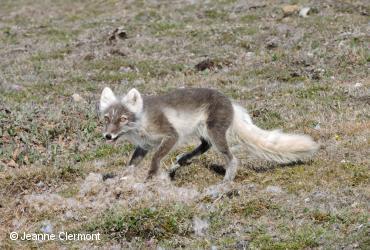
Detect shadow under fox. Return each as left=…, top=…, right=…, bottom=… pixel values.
left=99, top=87, right=319, bottom=181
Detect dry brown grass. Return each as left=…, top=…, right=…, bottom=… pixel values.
left=1, top=0, right=369, bottom=249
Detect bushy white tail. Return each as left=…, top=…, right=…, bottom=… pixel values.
left=231, top=104, right=319, bottom=163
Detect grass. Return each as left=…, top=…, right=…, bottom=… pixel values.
left=85, top=204, right=194, bottom=242
left=0, top=0, right=369, bottom=249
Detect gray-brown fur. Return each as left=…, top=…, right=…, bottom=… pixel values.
left=101, top=87, right=318, bottom=181
left=101, top=88, right=235, bottom=180
left=141, top=88, right=234, bottom=179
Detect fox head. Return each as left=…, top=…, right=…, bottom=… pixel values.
left=99, top=87, right=143, bottom=141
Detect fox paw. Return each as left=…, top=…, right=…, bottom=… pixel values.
left=168, top=169, right=176, bottom=180
left=176, top=153, right=192, bottom=166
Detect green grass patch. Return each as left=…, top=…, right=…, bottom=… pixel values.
left=340, top=163, right=369, bottom=186
left=84, top=204, right=193, bottom=241
left=231, top=198, right=281, bottom=219
left=75, top=144, right=133, bottom=163
left=254, top=109, right=284, bottom=130
left=240, top=14, right=260, bottom=22
left=295, top=84, right=331, bottom=99
left=150, top=21, right=185, bottom=36
left=250, top=225, right=323, bottom=249
left=31, top=47, right=72, bottom=61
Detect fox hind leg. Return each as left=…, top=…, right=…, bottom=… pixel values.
left=169, top=137, right=211, bottom=179
left=177, top=137, right=211, bottom=165
left=207, top=124, right=238, bottom=182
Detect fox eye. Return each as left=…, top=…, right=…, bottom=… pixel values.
left=120, top=115, right=128, bottom=123
left=104, top=115, right=110, bottom=123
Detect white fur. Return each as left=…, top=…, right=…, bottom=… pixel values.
left=231, top=104, right=319, bottom=163
left=163, top=107, right=208, bottom=144
left=100, top=87, right=117, bottom=112
left=122, top=88, right=143, bottom=113
left=224, top=157, right=238, bottom=181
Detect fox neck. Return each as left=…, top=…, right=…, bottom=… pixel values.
left=123, top=112, right=157, bottom=149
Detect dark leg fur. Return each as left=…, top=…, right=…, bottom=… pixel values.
left=169, top=138, right=211, bottom=179
left=128, top=146, right=148, bottom=166
left=177, top=138, right=211, bottom=165
left=208, top=164, right=226, bottom=175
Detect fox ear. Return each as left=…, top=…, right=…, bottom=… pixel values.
left=122, top=88, right=143, bottom=113
left=100, top=87, right=117, bottom=112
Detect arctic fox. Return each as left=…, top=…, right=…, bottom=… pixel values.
left=99, top=87, right=319, bottom=181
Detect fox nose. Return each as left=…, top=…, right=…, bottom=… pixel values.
left=105, top=134, right=112, bottom=140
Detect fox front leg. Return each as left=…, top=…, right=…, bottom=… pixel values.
left=146, top=136, right=178, bottom=180
left=128, top=146, right=148, bottom=167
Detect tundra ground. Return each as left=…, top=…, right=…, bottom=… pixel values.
left=0, top=0, right=369, bottom=249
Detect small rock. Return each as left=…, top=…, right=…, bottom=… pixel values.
left=314, top=123, right=321, bottom=130
left=119, top=66, right=133, bottom=73
left=299, top=7, right=311, bottom=17
left=354, top=82, right=362, bottom=88
left=265, top=185, right=283, bottom=194
left=235, top=240, right=249, bottom=250
left=36, top=181, right=45, bottom=188
left=245, top=52, right=255, bottom=59
left=72, top=93, right=85, bottom=102
left=304, top=198, right=310, bottom=203
left=40, top=221, right=53, bottom=234
left=64, top=210, right=74, bottom=220
left=266, top=38, right=279, bottom=49
left=307, top=52, right=314, bottom=57
left=351, top=202, right=358, bottom=208
left=282, top=5, right=299, bottom=16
